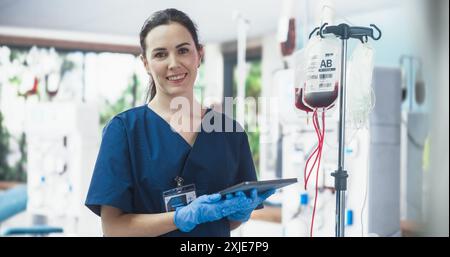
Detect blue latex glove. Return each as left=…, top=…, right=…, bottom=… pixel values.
left=174, top=193, right=251, bottom=232
left=227, top=189, right=276, bottom=222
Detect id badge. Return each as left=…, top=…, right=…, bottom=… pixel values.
left=163, top=184, right=196, bottom=212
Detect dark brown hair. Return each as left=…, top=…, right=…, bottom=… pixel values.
left=139, top=8, right=202, bottom=103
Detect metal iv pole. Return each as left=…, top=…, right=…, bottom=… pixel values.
left=310, top=23, right=382, bottom=237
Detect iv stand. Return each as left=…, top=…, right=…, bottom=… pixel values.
left=311, top=23, right=382, bottom=237
left=333, top=35, right=348, bottom=237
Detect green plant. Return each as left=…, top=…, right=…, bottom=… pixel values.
left=99, top=73, right=141, bottom=126
left=194, top=65, right=205, bottom=105
left=13, top=132, right=27, bottom=182
left=247, top=128, right=260, bottom=173
left=0, top=112, right=27, bottom=182
left=232, top=61, right=262, bottom=175
left=0, top=112, right=11, bottom=180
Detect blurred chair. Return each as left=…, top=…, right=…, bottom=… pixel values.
left=0, top=184, right=63, bottom=236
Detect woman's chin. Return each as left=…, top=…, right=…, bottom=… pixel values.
left=167, top=87, right=192, bottom=98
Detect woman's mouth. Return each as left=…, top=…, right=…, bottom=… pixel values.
left=166, top=73, right=187, bottom=84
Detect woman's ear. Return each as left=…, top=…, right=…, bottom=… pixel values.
left=198, top=46, right=204, bottom=67
left=140, top=54, right=150, bottom=74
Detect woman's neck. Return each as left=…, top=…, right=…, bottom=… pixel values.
left=148, top=92, right=203, bottom=118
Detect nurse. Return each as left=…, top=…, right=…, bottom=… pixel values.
left=85, top=8, right=274, bottom=237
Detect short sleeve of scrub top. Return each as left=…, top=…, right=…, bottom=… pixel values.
left=85, top=117, right=134, bottom=216
left=85, top=105, right=260, bottom=237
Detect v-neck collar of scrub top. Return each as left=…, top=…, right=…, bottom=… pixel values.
left=146, top=105, right=212, bottom=149
left=146, top=106, right=214, bottom=188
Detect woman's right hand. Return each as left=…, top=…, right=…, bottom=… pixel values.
left=174, top=193, right=251, bottom=232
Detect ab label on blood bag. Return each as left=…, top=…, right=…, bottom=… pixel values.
left=303, top=36, right=341, bottom=109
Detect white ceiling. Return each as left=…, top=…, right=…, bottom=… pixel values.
left=0, top=0, right=406, bottom=44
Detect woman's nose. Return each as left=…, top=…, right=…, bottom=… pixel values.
left=168, top=55, right=180, bottom=70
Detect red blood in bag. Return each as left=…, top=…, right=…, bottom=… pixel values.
left=304, top=82, right=339, bottom=109
left=295, top=85, right=313, bottom=112
left=26, top=77, right=39, bottom=96
left=280, top=18, right=296, bottom=57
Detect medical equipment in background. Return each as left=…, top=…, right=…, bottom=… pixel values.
left=277, top=0, right=296, bottom=67
left=399, top=56, right=428, bottom=113
left=302, top=36, right=340, bottom=110
left=285, top=193, right=312, bottom=236
left=282, top=69, right=401, bottom=237
left=398, top=55, right=430, bottom=226
left=280, top=18, right=296, bottom=58
left=296, top=23, right=382, bottom=237
left=275, top=67, right=339, bottom=237
left=346, top=42, right=376, bottom=129
left=232, top=11, right=249, bottom=126
left=0, top=185, right=64, bottom=236
left=271, top=48, right=403, bottom=237
left=367, top=67, right=402, bottom=236
left=24, top=102, right=100, bottom=235
left=280, top=66, right=402, bottom=236
left=400, top=114, right=429, bottom=225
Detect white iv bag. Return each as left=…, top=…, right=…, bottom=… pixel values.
left=347, top=42, right=375, bottom=128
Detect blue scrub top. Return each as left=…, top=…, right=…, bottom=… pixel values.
left=85, top=105, right=258, bottom=237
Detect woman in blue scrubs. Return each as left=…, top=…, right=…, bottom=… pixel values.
left=85, top=8, right=274, bottom=237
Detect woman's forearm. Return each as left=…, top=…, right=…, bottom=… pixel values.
left=101, top=206, right=178, bottom=237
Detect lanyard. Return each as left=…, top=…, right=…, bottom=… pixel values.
left=174, top=176, right=184, bottom=187
left=174, top=147, right=191, bottom=187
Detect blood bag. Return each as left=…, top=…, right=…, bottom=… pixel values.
left=303, top=35, right=341, bottom=110
left=295, top=86, right=313, bottom=112
left=280, top=18, right=296, bottom=57
left=293, top=49, right=313, bottom=112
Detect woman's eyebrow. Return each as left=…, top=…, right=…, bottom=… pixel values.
left=152, top=47, right=166, bottom=53
left=176, top=42, right=190, bottom=48
left=151, top=42, right=190, bottom=53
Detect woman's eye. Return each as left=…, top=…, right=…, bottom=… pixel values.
left=178, top=48, right=189, bottom=54
left=154, top=52, right=167, bottom=58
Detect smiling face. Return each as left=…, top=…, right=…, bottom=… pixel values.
left=141, top=22, right=203, bottom=99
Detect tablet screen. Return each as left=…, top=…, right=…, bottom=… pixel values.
left=218, top=178, right=297, bottom=196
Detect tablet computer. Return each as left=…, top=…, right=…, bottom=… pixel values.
left=218, top=178, right=298, bottom=196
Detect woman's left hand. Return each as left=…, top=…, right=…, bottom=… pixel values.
left=226, top=189, right=276, bottom=222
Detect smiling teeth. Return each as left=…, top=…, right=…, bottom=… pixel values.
left=168, top=74, right=186, bottom=81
